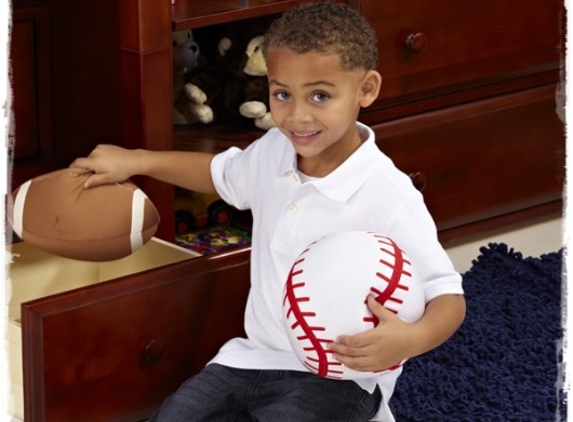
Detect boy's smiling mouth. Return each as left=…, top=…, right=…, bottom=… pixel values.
left=290, top=130, right=322, bottom=146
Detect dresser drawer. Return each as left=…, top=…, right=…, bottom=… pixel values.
left=9, top=239, right=251, bottom=422
left=9, top=238, right=198, bottom=421
left=358, top=0, right=563, bottom=105
left=374, top=84, right=565, bottom=232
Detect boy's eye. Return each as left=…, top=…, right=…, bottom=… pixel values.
left=312, top=92, right=329, bottom=103
left=274, top=91, right=290, bottom=101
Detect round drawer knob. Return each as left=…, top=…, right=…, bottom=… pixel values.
left=144, top=338, right=165, bottom=363
left=409, top=172, right=428, bottom=192
left=405, top=32, right=428, bottom=53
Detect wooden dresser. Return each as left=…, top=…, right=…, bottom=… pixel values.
left=8, top=0, right=564, bottom=420
left=354, top=0, right=564, bottom=241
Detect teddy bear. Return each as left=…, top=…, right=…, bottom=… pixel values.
left=181, top=24, right=275, bottom=130
left=172, top=29, right=204, bottom=125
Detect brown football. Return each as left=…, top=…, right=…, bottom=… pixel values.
left=7, top=168, right=160, bottom=261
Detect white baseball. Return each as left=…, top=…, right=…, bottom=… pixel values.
left=283, top=231, right=425, bottom=380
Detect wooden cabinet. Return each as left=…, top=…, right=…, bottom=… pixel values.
left=7, top=0, right=564, bottom=421
left=355, top=0, right=565, bottom=240
left=10, top=240, right=249, bottom=421
left=10, top=0, right=564, bottom=241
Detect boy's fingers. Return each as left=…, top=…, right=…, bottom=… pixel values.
left=70, top=158, right=92, bottom=171
left=367, top=295, right=399, bottom=323
left=82, top=173, right=116, bottom=189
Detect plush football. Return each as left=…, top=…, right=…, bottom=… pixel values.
left=283, top=231, right=425, bottom=380
left=7, top=168, right=160, bottom=261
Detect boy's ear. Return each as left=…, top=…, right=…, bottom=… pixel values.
left=359, top=70, right=382, bottom=108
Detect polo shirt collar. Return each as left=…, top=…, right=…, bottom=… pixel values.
left=277, top=122, right=380, bottom=203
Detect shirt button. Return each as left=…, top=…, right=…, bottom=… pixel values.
left=288, top=203, right=298, bottom=213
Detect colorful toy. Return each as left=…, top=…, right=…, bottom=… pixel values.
left=7, top=168, right=160, bottom=261
left=174, top=189, right=234, bottom=234
left=176, top=224, right=251, bottom=255
left=283, top=231, right=425, bottom=380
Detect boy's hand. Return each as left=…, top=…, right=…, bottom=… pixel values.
left=328, top=295, right=419, bottom=373
left=71, top=144, right=142, bottom=189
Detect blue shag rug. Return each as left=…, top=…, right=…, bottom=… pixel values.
left=391, top=243, right=565, bottom=422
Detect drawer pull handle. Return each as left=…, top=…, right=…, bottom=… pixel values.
left=144, top=339, right=166, bottom=363
left=405, top=32, right=428, bottom=53
left=409, top=172, right=428, bottom=192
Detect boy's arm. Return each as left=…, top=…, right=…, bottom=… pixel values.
left=71, top=144, right=216, bottom=193
left=329, top=293, right=466, bottom=372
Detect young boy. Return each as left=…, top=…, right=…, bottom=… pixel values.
left=72, top=3, right=465, bottom=421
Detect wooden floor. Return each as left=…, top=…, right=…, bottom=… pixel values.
left=444, top=212, right=563, bottom=272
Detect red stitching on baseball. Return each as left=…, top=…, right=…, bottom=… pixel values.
left=365, top=236, right=412, bottom=326
left=284, top=252, right=334, bottom=377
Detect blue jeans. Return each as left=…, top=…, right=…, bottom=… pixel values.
left=149, top=363, right=382, bottom=422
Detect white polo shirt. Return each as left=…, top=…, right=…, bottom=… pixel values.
left=210, top=123, right=464, bottom=422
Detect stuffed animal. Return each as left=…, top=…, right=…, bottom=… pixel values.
left=182, top=24, right=275, bottom=130
left=172, top=29, right=203, bottom=125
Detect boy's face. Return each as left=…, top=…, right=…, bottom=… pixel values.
left=266, top=47, right=380, bottom=177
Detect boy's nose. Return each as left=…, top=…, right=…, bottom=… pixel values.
left=288, top=102, right=312, bottom=123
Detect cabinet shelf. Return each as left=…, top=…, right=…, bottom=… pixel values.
left=174, top=125, right=262, bottom=153
left=172, top=0, right=345, bottom=30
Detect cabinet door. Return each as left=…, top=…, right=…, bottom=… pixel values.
left=374, top=84, right=565, bottom=234
left=10, top=5, right=52, bottom=160
left=22, top=248, right=251, bottom=422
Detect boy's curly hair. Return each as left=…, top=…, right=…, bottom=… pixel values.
left=263, top=2, right=379, bottom=71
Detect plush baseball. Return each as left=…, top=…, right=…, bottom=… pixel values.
left=7, top=168, right=160, bottom=261
left=283, top=231, right=425, bottom=380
